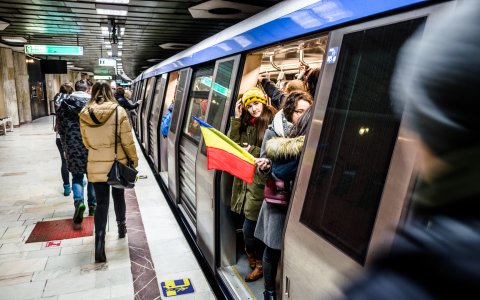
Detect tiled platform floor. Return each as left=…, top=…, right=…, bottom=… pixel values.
left=0, top=116, right=215, bottom=300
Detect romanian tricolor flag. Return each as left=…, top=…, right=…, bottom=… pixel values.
left=192, top=116, right=255, bottom=184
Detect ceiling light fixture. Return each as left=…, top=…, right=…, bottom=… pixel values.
left=0, top=20, right=9, bottom=31
left=1, top=36, right=27, bottom=43
left=96, top=0, right=129, bottom=4
left=96, top=4, right=128, bottom=16
left=158, top=43, right=192, bottom=49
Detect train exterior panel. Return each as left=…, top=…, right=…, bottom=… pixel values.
left=129, top=1, right=455, bottom=299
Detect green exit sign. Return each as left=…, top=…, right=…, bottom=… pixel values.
left=24, top=45, right=84, bottom=56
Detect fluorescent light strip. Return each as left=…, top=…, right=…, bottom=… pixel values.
left=2, top=36, right=27, bottom=43
left=96, top=8, right=127, bottom=16
left=96, top=0, right=129, bottom=3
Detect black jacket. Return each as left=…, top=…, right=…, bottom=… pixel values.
left=116, top=96, right=138, bottom=111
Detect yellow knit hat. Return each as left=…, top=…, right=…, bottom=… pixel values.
left=241, top=87, right=267, bottom=109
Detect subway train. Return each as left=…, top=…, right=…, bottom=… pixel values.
left=129, top=0, right=454, bottom=299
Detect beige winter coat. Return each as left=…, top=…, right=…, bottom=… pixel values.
left=79, top=100, right=138, bottom=183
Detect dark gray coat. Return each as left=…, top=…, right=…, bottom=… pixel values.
left=57, top=91, right=90, bottom=174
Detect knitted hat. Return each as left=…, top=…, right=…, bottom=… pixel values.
left=242, top=87, right=267, bottom=109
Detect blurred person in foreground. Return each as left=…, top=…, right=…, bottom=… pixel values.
left=341, top=1, right=480, bottom=299
left=79, top=82, right=138, bottom=263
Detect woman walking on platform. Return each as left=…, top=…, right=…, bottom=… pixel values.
left=79, top=82, right=138, bottom=262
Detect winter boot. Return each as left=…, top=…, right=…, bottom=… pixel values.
left=63, top=184, right=71, bottom=196
left=245, top=260, right=263, bottom=282
left=263, top=290, right=276, bottom=300
left=245, top=248, right=256, bottom=269
left=73, top=201, right=85, bottom=228
left=95, top=231, right=107, bottom=263
left=118, top=221, right=127, bottom=239
left=88, top=204, right=96, bottom=217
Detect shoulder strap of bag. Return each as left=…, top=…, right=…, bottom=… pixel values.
left=114, top=106, right=118, bottom=159
left=88, top=108, right=102, bottom=125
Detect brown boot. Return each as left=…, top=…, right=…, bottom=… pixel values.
left=245, top=260, right=263, bottom=282
left=245, top=249, right=256, bottom=269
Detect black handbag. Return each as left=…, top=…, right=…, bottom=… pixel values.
left=107, top=107, right=138, bottom=189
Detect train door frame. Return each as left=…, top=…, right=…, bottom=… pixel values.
left=167, top=68, right=193, bottom=205
left=148, top=73, right=168, bottom=172
left=281, top=3, right=453, bottom=299
left=140, top=77, right=157, bottom=148
left=136, top=78, right=149, bottom=142
left=195, top=55, right=242, bottom=271
left=176, top=64, right=216, bottom=229
left=159, top=71, right=180, bottom=186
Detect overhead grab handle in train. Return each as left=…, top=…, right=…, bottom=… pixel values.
left=299, top=49, right=309, bottom=68
left=295, top=49, right=309, bottom=80
left=269, top=55, right=282, bottom=71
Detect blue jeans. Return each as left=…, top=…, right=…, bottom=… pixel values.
left=72, top=173, right=96, bottom=205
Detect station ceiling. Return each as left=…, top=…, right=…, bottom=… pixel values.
left=0, top=0, right=283, bottom=79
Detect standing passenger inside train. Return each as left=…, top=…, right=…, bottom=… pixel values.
left=79, top=82, right=138, bottom=263
left=258, top=74, right=305, bottom=108
left=53, top=83, right=73, bottom=196
left=303, top=67, right=320, bottom=98
left=57, top=79, right=97, bottom=229
left=228, top=87, right=273, bottom=282
left=340, top=0, right=480, bottom=298
left=254, top=91, right=313, bottom=300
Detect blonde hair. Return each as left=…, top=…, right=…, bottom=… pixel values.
left=285, top=80, right=305, bottom=93
left=89, top=82, right=117, bottom=104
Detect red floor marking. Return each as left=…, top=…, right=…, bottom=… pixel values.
left=25, top=217, right=94, bottom=243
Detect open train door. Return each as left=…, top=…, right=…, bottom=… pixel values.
left=196, top=55, right=241, bottom=270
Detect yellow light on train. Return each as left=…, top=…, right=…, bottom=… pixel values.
left=359, top=127, right=370, bottom=136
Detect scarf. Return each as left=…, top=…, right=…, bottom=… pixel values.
left=271, top=109, right=292, bottom=138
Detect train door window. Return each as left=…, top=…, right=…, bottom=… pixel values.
left=199, top=58, right=237, bottom=155
left=182, top=65, right=215, bottom=143
left=299, top=18, right=425, bottom=264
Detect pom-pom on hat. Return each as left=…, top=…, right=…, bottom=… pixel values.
left=242, top=87, right=267, bottom=109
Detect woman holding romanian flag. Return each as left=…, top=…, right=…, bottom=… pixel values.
left=228, top=87, right=273, bottom=282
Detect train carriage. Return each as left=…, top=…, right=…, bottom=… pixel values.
left=129, top=0, right=455, bottom=299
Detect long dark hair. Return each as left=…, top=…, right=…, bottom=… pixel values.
left=289, top=106, right=313, bottom=138
left=239, top=102, right=273, bottom=145
left=304, top=67, right=320, bottom=97
left=282, top=91, right=313, bottom=122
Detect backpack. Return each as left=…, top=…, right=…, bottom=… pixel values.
left=161, top=104, right=174, bottom=138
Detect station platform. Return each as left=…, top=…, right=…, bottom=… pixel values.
left=0, top=116, right=215, bottom=300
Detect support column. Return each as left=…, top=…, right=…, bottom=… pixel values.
left=13, top=52, right=32, bottom=123
left=0, top=48, right=20, bottom=126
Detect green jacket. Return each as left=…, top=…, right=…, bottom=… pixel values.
left=227, top=117, right=266, bottom=221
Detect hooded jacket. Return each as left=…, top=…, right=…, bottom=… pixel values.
left=79, top=100, right=138, bottom=183
left=57, top=91, right=90, bottom=174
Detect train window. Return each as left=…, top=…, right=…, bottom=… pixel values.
left=200, top=58, right=237, bottom=155
left=299, top=18, right=425, bottom=264
left=182, top=64, right=215, bottom=144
